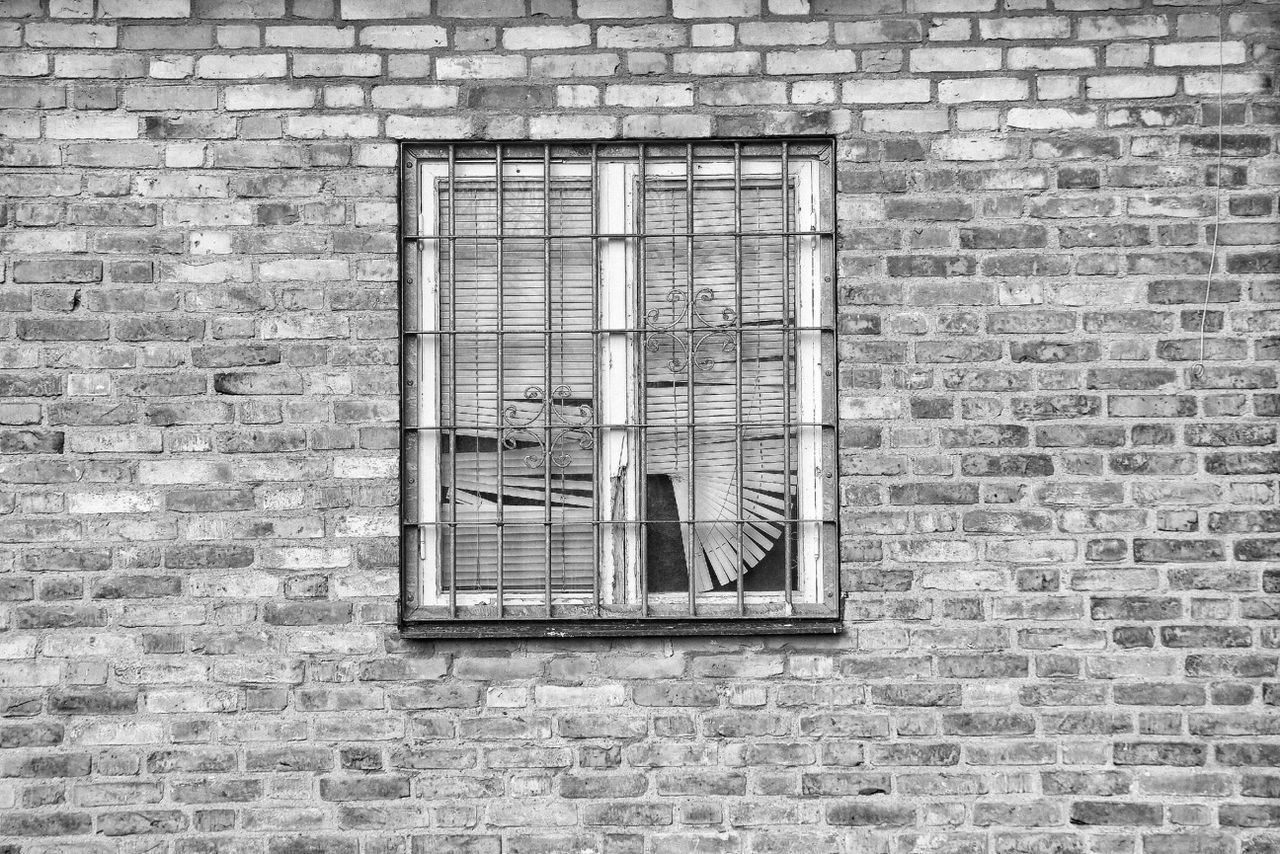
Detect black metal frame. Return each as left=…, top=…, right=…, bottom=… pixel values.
left=398, top=138, right=841, bottom=639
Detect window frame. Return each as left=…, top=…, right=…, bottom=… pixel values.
left=398, top=139, right=841, bottom=639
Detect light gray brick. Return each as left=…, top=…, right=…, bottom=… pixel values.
left=100, top=0, right=191, bottom=15
left=909, top=47, right=1001, bottom=72
left=196, top=53, right=287, bottom=78
left=24, top=23, right=117, bottom=48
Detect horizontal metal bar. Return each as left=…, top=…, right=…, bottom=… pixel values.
left=404, top=137, right=835, bottom=159
left=405, top=421, right=836, bottom=431
left=406, top=230, right=834, bottom=240
left=400, top=617, right=842, bottom=638
left=402, top=519, right=834, bottom=527
left=402, top=325, right=831, bottom=335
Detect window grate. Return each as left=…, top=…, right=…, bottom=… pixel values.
left=399, top=139, right=840, bottom=637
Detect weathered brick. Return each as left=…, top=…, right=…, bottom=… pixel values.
left=13, top=259, right=102, bottom=283
left=1008, top=47, right=1096, bottom=69
left=910, top=47, right=1000, bottom=72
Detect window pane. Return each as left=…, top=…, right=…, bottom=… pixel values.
left=437, top=179, right=596, bottom=594
left=641, top=178, right=795, bottom=595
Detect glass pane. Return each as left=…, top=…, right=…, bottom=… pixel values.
left=641, top=178, right=796, bottom=596
left=437, top=178, right=596, bottom=596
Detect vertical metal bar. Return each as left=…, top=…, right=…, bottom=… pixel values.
left=733, top=143, right=745, bottom=618
left=543, top=145, right=554, bottom=618
left=637, top=144, right=649, bottom=618
left=494, top=144, right=506, bottom=617
left=417, top=229, right=427, bottom=598
left=685, top=143, right=696, bottom=618
left=781, top=141, right=794, bottom=614
left=823, top=141, right=838, bottom=609
left=590, top=144, right=601, bottom=617
left=398, top=143, right=410, bottom=621
left=447, top=146, right=458, bottom=619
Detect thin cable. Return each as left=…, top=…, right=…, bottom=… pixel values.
left=1193, top=0, right=1226, bottom=378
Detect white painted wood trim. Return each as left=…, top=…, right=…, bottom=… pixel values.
left=598, top=162, right=638, bottom=605
left=793, top=158, right=824, bottom=605
left=417, top=161, right=444, bottom=606
left=412, top=154, right=826, bottom=609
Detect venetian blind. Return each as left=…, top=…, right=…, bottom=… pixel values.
left=438, top=179, right=596, bottom=592
left=435, top=176, right=794, bottom=597
left=642, top=181, right=792, bottom=592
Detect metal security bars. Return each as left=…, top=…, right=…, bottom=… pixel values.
left=399, top=140, right=839, bottom=638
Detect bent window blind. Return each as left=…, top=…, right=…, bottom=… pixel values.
left=641, top=182, right=793, bottom=594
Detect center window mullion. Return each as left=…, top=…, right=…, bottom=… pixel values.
left=541, top=150, right=553, bottom=617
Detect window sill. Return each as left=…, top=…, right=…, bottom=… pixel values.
left=399, top=616, right=843, bottom=639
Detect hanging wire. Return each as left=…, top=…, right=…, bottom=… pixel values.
left=1193, top=0, right=1227, bottom=378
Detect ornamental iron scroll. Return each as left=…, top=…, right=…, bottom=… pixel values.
left=643, top=287, right=738, bottom=374
left=501, top=385, right=594, bottom=470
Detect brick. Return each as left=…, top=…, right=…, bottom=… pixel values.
left=765, top=49, right=856, bottom=74
left=933, top=138, right=1018, bottom=161
left=598, top=24, right=686, bottom=48
left=101, top=0, right=190, bottom=15
left=293, top=53, right=381, bottom=77
left=1185, top=72, right=1269, bottom=96
left=700, top=81, right=786, bottom=106
left=577, top=0, right=666, bottom=17
left=1007, top=108, right=1095, bottom=130
left=909, top=47, right=1001, bottom=72
left=436, top=55, right=527, bottom=79
left=0, top=812, right=93, bottom=836
left=264, top=26, right=356, bottom=48
left=1080, top=15, right=1169, bottom=39
left=224, top=84, right=316, bottom=110
left=359, top=25, right=446, bottom=49
left=1069, top=802, right=1162, bottom=826
left=120, top=26, right=211, bottom=50
left=438, top=0, right=522, bottom=14
left=1153, top=41, right=1247, bottom=67
left=835, top=20, right=922, bottom=43
left=828, top=803, right=916, bottom=826
left=606, top=83, right=694, bottom=108
left=1087, top=75, right=1178, bottom=99
left=532, top=53, right=622, bottom=78
left=939, top=77, right=1029, bottom=103
left=25, top=23, right=117, bottom=47
left=47, top=114, right=138, bottom=139
left=842, top=79, right=930, bottom=104
left=674, top=0, right=760, bottom=16
left=673, top=51, right=759, bottom=75
left=740, top=21, right=827, bottom=45
left=1007, top=47, right=1096, bottom=69
left=978, top=17, right=1070, bottom=39
left=503, top=24, right=590, bottom=50
left=196, top=54, right=287, bottom=78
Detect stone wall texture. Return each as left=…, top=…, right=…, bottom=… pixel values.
left=1, top=0, right=1279, bottom=851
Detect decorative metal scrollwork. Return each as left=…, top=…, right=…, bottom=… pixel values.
left=643, top=287, right=739, bottom=373
left=501, top=385, right=594, bottom=470
left=645, top=287, right=737, bottom=331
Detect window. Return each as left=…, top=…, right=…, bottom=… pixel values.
left=399, top=140, right=838, bottom=637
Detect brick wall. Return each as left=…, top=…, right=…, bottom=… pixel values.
left=1, top=0, right=1278, bottom=851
